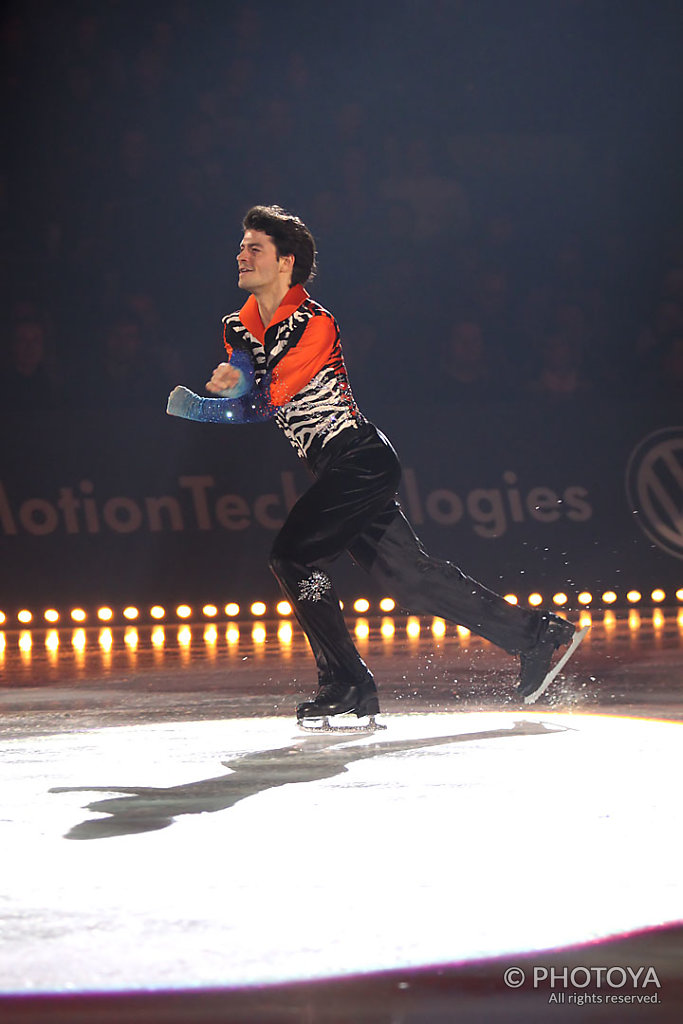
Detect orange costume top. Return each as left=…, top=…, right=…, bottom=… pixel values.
left=219, top=284, right=365, bottom=459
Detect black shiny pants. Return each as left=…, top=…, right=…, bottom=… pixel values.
left=269, top=424, right=542, bottom=688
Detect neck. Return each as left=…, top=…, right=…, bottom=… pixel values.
left=254, top=279, right=292, bottom=329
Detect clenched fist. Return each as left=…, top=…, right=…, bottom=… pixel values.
left=206, top=362, right=241, bottom=395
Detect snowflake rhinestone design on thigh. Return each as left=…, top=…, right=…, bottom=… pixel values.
left=298, top=570, right=332, bottom=602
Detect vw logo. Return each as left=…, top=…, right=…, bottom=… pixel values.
left=625, top=427, right=683, bottom=560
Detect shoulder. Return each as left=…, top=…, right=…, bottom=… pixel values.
left=301, top=296, right=334, bottom=320
left=300, top=298, right=339, bottom=331
left=222, top=310, right=251, bottom=342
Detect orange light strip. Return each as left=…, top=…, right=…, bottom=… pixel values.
left=2, top=586, right=682, bottom=629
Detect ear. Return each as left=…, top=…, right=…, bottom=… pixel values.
left=279, top=252, right=295, bottom=278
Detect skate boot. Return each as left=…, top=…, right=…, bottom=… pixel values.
left=296, top=677, right=385, bottom=731
left=518, top=613, right=589, bottom=704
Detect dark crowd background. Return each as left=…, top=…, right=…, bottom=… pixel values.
left=3, top=0, right=683, bottom=418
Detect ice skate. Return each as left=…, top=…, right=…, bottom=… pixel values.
left=296, top=678, right=386, bottom=732
left=518, top=613, right=590, bottom=704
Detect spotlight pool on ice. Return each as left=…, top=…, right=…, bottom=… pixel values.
left=1, top=711, right=682, bottom=994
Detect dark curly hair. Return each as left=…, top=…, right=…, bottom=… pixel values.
left=242, top=205, right=317, bottom=286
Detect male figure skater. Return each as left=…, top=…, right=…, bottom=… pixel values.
left=167, top=205, right=586, bottom=723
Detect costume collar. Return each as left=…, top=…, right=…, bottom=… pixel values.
left=239, top=284, right=309, bottom=340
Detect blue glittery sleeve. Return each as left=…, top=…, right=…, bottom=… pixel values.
left=166, top=385, right=275, bottom=424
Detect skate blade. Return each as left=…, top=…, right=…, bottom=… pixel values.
left=297, top=714, right=387, bottom=733
left=524, top=624, right=590, bottom=705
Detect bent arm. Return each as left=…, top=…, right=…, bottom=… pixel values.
left=166, top=385, right=275, bottom=424
left=167, top=313, right=337, bottom=424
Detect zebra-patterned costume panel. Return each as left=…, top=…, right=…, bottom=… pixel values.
left=274, top=362, right=365, bottom=457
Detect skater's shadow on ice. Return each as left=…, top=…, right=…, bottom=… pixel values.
left=51, top=719, right=566, bottom=841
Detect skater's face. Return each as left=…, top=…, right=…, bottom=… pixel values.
left=236, top=230, right=294, bottom=292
